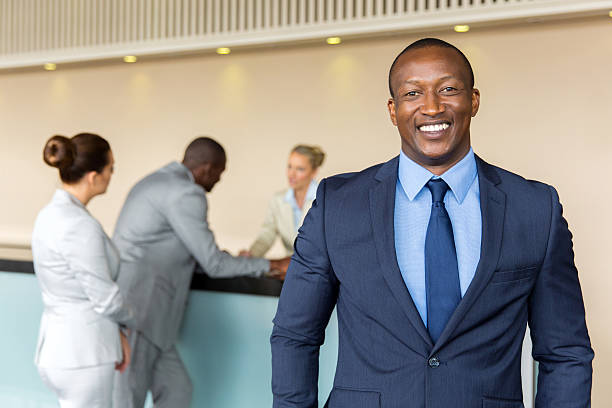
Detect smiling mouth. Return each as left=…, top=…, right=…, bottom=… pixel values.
left=418, top=123, right=450, bottom=132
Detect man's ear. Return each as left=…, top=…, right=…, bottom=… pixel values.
left=387, top=98, right=398, bottom=126
left=200, top=162, right=212, bottom=174
left=471, top=88, right=480, bottom=117
left=192, top=162, right=212, bottom=179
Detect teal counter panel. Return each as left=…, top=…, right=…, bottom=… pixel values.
left=178, top=290, right=338, bottom=407
left=0, top=272, right=57, bottom=407
left=0, top=271, right=338, bottom=407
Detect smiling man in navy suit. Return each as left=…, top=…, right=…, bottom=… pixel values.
left=271, top=38, right=593, bottom=408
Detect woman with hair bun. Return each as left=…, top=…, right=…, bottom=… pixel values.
left=244, top=144, right=325, bottom=258
left=32, top=133, right=133, bottom=408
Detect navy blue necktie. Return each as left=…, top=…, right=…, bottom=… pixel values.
left=425, top=178, right=461, bottom=343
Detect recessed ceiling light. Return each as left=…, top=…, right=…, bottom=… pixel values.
left=43, top=63, right=57, bottom=71
left=326, top=37, right=342, bottom=45
left=216, top=47, right=231, bottom=55
left=123, top=55, right=138, bottom=63
left=454, top=25, right=470, bottom=33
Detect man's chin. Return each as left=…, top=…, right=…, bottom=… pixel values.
left=419, top=143, right=469, bottom=165
left=413, top=148, right=452, bottom=165
left=410, top=150, right=468, bottom=172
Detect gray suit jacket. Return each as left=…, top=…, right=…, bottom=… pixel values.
left=114, top=162, right=269, bottom=350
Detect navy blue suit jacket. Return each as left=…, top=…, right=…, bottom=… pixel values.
left=271, top=156, right=593, bottom=408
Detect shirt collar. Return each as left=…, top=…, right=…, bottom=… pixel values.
left=285, top=180, right=318, bottom=205
left=306, top=179, right=318, bottom=201
left=284, top=188, right=293, bottom=203
left=174, top=161, right=195, bottom=183
left=54, top=189, right=87, bottom=210
left=397, top=147, right=477, bottom=204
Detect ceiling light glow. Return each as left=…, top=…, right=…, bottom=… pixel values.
left=454, top=25, right=470, bottom=33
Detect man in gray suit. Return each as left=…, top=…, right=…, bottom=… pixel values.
left=112, top=137, right=289, bottom=408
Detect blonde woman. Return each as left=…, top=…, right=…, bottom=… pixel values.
left=32, top=133, right=133, bottom=408
left=246, top=145, right=325, bottom=257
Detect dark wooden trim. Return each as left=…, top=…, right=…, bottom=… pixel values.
left=0, top=259, right=34, bottom=273
left=0, top=259, right=282, bottom=297
left=192, top=266, right=283, bottom=297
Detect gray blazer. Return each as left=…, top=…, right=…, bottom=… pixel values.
left=113, top=162, right=269, bottom=350
left=33, top=190, right=133, bottom=368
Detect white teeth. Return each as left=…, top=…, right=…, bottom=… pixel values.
left=419, top=123, right=450, bottom=132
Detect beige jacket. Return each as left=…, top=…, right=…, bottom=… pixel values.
left=249, top=183, right=317, bottom=257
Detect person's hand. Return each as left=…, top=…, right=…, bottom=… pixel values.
left=239, top=250, right=252, bottom=257
left=268, top=257, right=291, bottom=280
left=115, top=330, right=131, bottom=373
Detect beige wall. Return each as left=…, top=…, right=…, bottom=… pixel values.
left=1, top=17, right=610, bottom=404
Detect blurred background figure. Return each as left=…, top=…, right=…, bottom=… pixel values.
left=112, top=136, right=289, bottom=408
left=32, top=133, right=133, bottom=408
left=244, top=145, right=325, bottom=258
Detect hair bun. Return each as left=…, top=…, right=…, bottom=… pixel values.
left=43, top=135, right=75, bottom=170
left=292, top=144, right=326, bottom=169
left=311, top=146, right=325, bottom=168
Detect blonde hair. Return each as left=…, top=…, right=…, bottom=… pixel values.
left=291, top=145, right=325, bottom=169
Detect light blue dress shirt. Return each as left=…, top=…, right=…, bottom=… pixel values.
left=284, top=180, right=318, bottom=231
left=394, top=148, right=482, bottom=326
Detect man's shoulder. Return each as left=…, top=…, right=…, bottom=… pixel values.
left=131, top=162, right=200, bottom=196
left=323, top=158, right=395, bottom=193
left=478, top=157, right=553, bottom=200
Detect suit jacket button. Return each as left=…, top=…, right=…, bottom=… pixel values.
left=428, top=357, right=440, bottom=368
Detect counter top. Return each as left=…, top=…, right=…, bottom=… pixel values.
left=0, top=259, right=283, bottom=297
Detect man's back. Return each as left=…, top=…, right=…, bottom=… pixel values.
left=115, top=160, right=270, bottom=350
left=113, top=161, right=202, bottom=349
left=113, top=139, right=279, bottom=408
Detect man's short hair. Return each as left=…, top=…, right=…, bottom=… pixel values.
left=182, top=137, right=226, bottom=169
left=388, top=38, right=475, bottom=98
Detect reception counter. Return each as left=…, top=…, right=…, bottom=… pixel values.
left=0, top=257, right=535, bottom=408
left=0, top=259, right=284, bottom=297
left=0, top=259, right=339, bottom=408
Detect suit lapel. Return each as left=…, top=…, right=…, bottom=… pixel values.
left=370, top=157, right=433, bottom=349
left=431, top=156, right=506, bottom=355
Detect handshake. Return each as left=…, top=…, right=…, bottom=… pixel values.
left=240, top=250, right=291, bottom=280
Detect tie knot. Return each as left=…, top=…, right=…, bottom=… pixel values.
left=426, top=179, right=450, bottom=203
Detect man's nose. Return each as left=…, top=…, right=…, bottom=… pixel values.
left=420, top=92, right=444, bottom=116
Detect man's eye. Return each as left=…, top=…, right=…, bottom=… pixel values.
left=441, top=87, right=457, bottom=92
left=405, top=91, right=418, bottom=97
